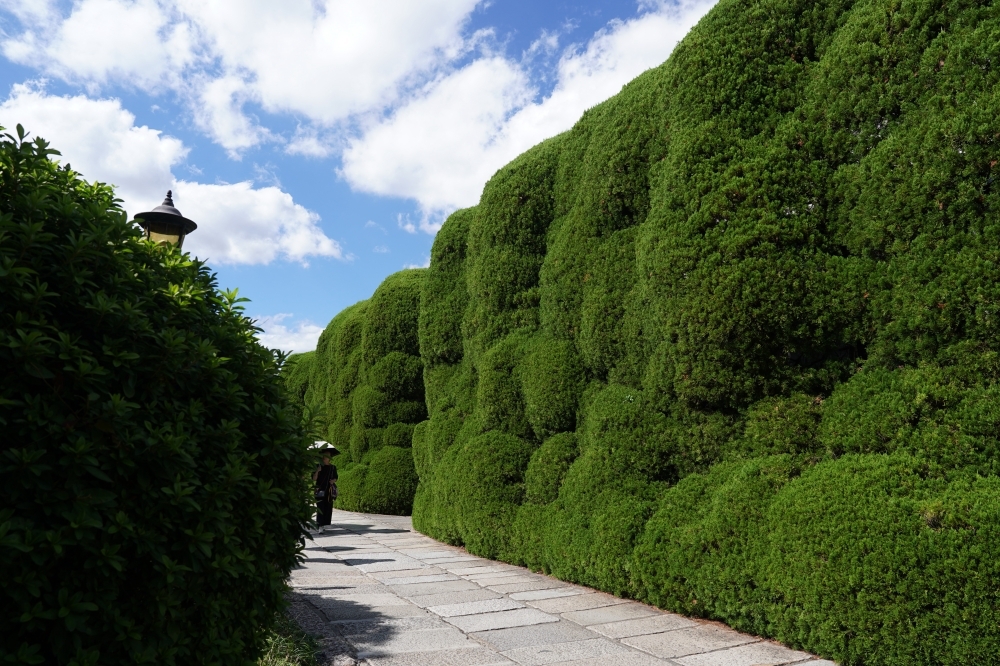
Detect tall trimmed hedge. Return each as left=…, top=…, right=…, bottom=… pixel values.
left=0, top=127, right=312, bottom=664
left=291, top=0, right=1000, bottom=662
left=409, top=0, right=1000, bottom=663
left=289, top=270, right=424, bottom=514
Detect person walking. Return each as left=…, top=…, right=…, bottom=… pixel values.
left=313, top=449, right=338, bottom=532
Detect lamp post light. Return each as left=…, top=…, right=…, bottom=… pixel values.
left=134, top=190, right=197, bottom=249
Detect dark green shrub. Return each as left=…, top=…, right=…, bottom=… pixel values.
left=523, top=432, right=578, bottom=505
left=383, top=422, right=415, bottom=449
left=308, top=302, right=367, bottom=447
left=520, top=337, right=585, bottom=440
left=282, top=351, right=315, bottom=427
left=738, top=393, right=825, bottom=457
left=632, top=455, right=805, bottom=631
left=757, top=454, right=1000, bottom=664
left=0, top=127, right=312, bottom=665
left=333, top=446, right=417, bottom=515
left=445, top=431, right=534, bottom=560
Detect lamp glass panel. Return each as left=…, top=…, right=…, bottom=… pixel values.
left=143, top=220, right=185, bottom=247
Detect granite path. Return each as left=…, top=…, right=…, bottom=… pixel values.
left=288, top=509, right=836, bottom=666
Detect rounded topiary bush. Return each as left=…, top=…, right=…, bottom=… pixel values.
left=357, top=446, right=419, bottom=515
left=333, top=446, right=418, bottom=515
left=0, top=128, right=312, bottom=665
left=523, top=432, right=578, bottom=505
left=758, top=454, right=1000, bottom=664
left=449, top=431, right=535, bottom=560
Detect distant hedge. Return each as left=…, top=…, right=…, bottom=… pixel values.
left=289, top=270, right=423, bottom=514
left=0, top=127, right=313, bottom=665
left=293, top=0, right=1000, bottom=662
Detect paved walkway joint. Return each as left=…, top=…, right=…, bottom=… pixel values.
left=289, top=509, right=837, bottom=666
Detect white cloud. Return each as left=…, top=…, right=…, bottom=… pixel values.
left=0, top=0, right=58, bottom=26
left=177, top=180, right=342, bottom=265
left=1, top=0, right=717, bottom=220
left=1, top=0, right=482, bottom=151
left=0, top=84, right=341, bottom=266
left=2, top=0, right=196, bottom=89
left=193, top=73, right=272, bottom=155
left=404, top=257, right=430, bottom=269
left=174, top=0, right=477, bottom=122
left=0, top=82, right=186, bottom=214
left=254, top=313, right=324, bottom=353
left=286, top=125, right=337, bottom=158
left=341, top=0, right=716, bottom=225
left=342, top=56, right=531, bottom=230
left=373, top=245, right=389, bottom=253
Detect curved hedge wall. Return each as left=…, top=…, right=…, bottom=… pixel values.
left=0, top=127, right=312, bottom=664
left=290, top=270, right=424, bottom=514
left=409, top=0, right=1000, bottom=663
left=292, top=0, right=1000, bottom=661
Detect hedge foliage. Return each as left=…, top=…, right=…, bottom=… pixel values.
left=287, top=270, right=424, bottom=514
left=292, top=0, right=1000, bottom=662
left=0, top=127, right=313, bottom=664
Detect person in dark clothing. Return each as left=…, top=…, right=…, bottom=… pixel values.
left=313, top=451, right=338, bottom=531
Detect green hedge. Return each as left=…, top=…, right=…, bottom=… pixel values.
left=287, top=270, right=425, bottom=514
left=290, top=0, right=1000, bottom=661
left=408, top=0, right=1000, bottom=662
left=0, top=127, right=312, bottom=665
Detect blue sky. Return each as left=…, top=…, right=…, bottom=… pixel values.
left=0, top=0, right=714, bottom=352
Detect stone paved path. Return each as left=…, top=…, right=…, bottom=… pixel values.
left=289, top=509, right=836, bottom=666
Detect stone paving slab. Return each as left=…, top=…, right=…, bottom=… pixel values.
left=333, top=616, right=442, bottom=636
left=501, top=638, right=637, bottom=665
left=510, top=588, right=586, bottom=601
left=403, top=549, right=462, bottom=558
left=311, top=584, right=398, bottom=596
left=363, top=648, right=515, bottom=665
left=489, top=581, right=566, bottom=594
left=468, top=572, right=529, bottom=582
left=407, top=589, right=504, bottom=608
left=309, top=599, right=427, bottom=622
left=391, top=580, right=482, bottom=596
left=451, top=565, right=521, bottom=575
left=340, top=558, right=424, bottom=572
left=428, top=598, right=526, bottom=617
left=379, top=573, right=458, bottom=585
left=562, top=602, right=660, bottom=627
left=444, top=608, right=560, bottom=633
left=622, top=625, right=757, bottom=659
left=290, top=572, right=371, bottom=588
left=545, top=653, right=671, bottom=666
left=527, top=593, right=629, bottom=614
left=351, top=626, right=478, bottom=658
left=290, top=510, right=836, bottom=666
left=322, top=593, right=413, bottom=606
left=294, top=562, right=359, bottom=574
left=369, top=568, right=443, bottom=581
left=589, top=613, right=697, bottom=639
left=471, top=621, right=601, bottom=652
left=674, top=641, right=815, bottom=666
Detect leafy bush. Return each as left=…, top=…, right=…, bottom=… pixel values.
left=0, top=127, right=312, bottom=665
